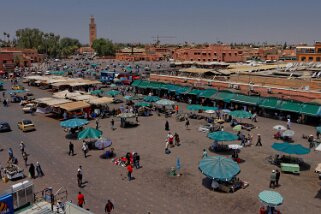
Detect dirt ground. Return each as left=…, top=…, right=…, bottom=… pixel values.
left=0, top=80, right=321, bottom=214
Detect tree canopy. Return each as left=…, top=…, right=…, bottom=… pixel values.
left=92, top=38, right=116, bottom=56
left=14, top=28, right=81, bottom=58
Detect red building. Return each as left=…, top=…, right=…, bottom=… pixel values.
left=172, top=44, right=244, bottom=62
left=0, top=48, right=43, bottom=71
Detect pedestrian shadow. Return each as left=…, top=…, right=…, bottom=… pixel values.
left=315, top=188, right=321, bottom=199
left=80, top=181, right=88, bottom=188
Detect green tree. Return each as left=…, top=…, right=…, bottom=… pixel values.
left=59, top=37, right=81, bottom=58
left=92, top=38, right=115, bottom=56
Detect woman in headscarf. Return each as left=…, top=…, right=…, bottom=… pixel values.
left=29, top=163, right=35, bottom=179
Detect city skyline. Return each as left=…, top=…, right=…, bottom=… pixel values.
left=1, top=0, right=321, bottom=45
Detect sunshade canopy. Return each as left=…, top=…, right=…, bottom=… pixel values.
left=105, top=90, right=120, bottom=96
left=78, top=127, right=102, bottom=140
left=229, top=110, right=253, bottom=119
left=199, top=156, right=240, bottom=181
left=258, top=190, right=283, bottom=207
left=207, top=131, right=239, bottom=141
left=271, top=142, right=310, bottom=155
left=60, top=118, right=88, bottom=128
left=155, top=99, right=175, bottom=106
left=143, top=96, right=160, bottom=102
left=135, top=101, right=151, bottom=107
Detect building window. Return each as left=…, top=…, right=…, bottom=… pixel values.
left=318, top=48, right=321, bottom=53
left=309, top=57, right=314, bottom=61
left=317, top=57, right=321, bottom=62
left=229, top=53, right=232, bottom=56
left=301, top=57, right=306, bottom=61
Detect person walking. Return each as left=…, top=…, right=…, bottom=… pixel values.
left=22, top=151, right=28, bottom=166
left=269, top=170, right=276, bottom=188
left=29, top=163, right=35, bottom=179
left=256, top=134, right=262, bottom=146
left=77, top=192, right=85, bottom=208
left=202, top=149, right=208, bottom=158
left=95, top=118, right=100, bottom=130
left=133, top=152, right=140, bottom=169
left=77, top=168, right=83, bottom=187
left=8, top=148, right=13, bottom=159
left=175, top=105, right=179, bottom=114
left=174, top=132, right=180, bottom=146
left=82, top=142, right=88, bottom=158
left=111, top=119, right=115, bottom=131
left=165, top=120, right=169, bottom=131
left=275, top=169, right=280, bottom=186
left=105, top=200, right=114, bottom=213
left=287, top=118, right=291, bottom=129
left=20, top=141, right=25, bottom=154
left=69, top=141, right=74, bottom=156
left=127, top=164, right=133, bottom=181
left=185, top=119, right=190, bottom=129
left=36, top=162, right=44, bottom=177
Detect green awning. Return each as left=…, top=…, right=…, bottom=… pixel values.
left=160, top=84, right=174, bottom=90
left=148, top=82, right=163, bottom=90
left=198, top=89, right=217, bottom=98
left=212, top=92, right=235, bottom=103
left=278, top=101, right=302, bottom=113
left=175, top=86, right=191, bottom=94
left=300, top=103, right=321, bottom=116
left=231, top=95, right=262, bottom=105
left=136, top=80, right=150, bottom=89
left=131, top=80, right=142, bottom=87
left=187, top=89, right=203, bottom=96
left=259, top=98, right=282, bottom=109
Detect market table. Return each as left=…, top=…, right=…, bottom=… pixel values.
left=281, top=163, right=300, bottom=174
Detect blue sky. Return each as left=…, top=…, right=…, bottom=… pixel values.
left=1, top=0, right=321, bottom=44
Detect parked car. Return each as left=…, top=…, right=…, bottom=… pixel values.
left=198, top=124, right=214, bottom=133
left=17, top=119, right=36, bottom=132
left=0, top=122, right=11, bottom=132
left=22, top=103, right=36, bottom=113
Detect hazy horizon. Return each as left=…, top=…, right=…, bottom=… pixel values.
left=1, top=0, right=321, bottom=45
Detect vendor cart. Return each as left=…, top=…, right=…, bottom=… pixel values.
left=4, top=164, right=24, bottom=180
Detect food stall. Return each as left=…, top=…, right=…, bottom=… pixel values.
left=4, top=164, right=24, bottom=180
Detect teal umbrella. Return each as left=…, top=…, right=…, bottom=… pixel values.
left=316, top=126, right=321, bottom=133
left=259, top=190, right=283, bottom=206
left=143, top=96, right=160, bottom=102
left=135, top=102, right=151, bottom=107
left=90, top=90, right=104, bottom=95
left=199, top=156, right=240, bottom=181
left=105, top=90, right=120, bottom=97
left=60, top=118, right=89, bottom=128
left=78, top=127, right=102, bottom=140
left=271, top=142, right=310, bottom=155
left=155, top=99, right=175, bottom=106
left=207, top=131, right=239, bottom=142
left=0, top=81, right=4, bottom=85
left=229, top=110, right=253, bottom=119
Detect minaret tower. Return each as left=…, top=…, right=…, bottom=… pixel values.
left=89, top=16, right=97, bottom=47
